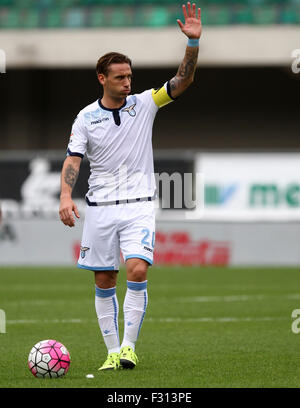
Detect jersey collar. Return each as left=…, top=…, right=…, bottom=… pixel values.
left=98, top=98, right=127, bottom=112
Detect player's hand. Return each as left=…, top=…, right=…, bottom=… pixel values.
left=59, top=197, right=80, bottom=227
left=177, top=2, right=202, bottom=39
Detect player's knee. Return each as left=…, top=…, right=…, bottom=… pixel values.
left=127, top=259, right=148, bottom=282
left=94, top=270, right=117, bottom=289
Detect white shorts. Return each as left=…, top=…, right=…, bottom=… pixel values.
left=78, top=200, right=155, bottom=271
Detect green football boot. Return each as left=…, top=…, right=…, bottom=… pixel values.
left=119, top=346, right=139, bottom=369
left=98, top=352, right=120, bottom=371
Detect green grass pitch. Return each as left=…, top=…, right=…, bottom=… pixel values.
left=0, top=265, right=300, bottom=388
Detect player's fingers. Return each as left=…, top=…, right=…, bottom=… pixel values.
left=182, top=4, right=188, bottom=20
left=177, top=19, right=184, bottom=29
left=187, top=2, right=192, bottom=17
left=67, top=208, right=75, bottom=223
left=198, top=7, right=201, bottom=20
left=64, top=218, right=73, bottom=227
left=60, top=207, right=69, bottom=220
left=60, top=207, right=74, bottom=226
left=59, top=211, right=70, bottom=226
left=73, top=205, right=80, bottom=219
left=65, top=214, right=75, bottom=227
left=192, top=3, right=196, bottom=18
left=59, top=208, right=67, bottom=222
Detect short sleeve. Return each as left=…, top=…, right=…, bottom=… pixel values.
left=66, top=113, right=87, bottom=159
left=151, top=81, right=176, bottom=109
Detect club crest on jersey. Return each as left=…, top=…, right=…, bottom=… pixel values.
left=122, top=103, right=136, bottom=117
left=80, top=246, right=90, bottom=259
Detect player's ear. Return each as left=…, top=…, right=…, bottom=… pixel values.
left=97, top=73, right=105, bottom=86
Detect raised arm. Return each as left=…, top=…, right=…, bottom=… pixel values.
left=169, top=2, right=202, bottom=99
left=59, top=155, right=82, bottom=227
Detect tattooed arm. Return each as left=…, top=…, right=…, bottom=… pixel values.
left=170, top=2, right=202, bottom=99
left=59, top=156, right=81, bottom=227
left=169, top=46, right=199, bottom=98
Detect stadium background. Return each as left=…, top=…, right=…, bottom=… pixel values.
left=1, top=0, right=300, bottom=390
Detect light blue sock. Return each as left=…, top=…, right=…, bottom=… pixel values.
left=95, top=285, right=120, bottom=354
left=121, top=280, right=148, bottom=351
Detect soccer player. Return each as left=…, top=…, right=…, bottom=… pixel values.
left=59, top=2, right=202, bottom=371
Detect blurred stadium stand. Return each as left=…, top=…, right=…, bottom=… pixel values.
left=0, top=1, right=299, bottom=152
left=0, top=0, right=300, bottom=28
left=1, top=67, right=300, bottom=151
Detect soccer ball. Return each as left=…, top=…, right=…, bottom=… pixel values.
left=28, top=339, right=71, bottom=378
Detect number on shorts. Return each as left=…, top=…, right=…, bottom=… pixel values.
left=152, top=231, right=155, bottom=248
left=141, top=229, right=155, bottom=248
left=141, top=228, right=150, bottom=246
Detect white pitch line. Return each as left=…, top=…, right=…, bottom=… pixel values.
left=6, top=318, right=83, bottom=324
left=6, top=316, right=287, bottom=325
left=180, top=294, right=300, bottom=303
left=2, top=299, right=93, bottom=307
left=146, top=317, right=287, bottom=323
left=3, top=293, right=300, bottom=308
left=0, top=285, right=88, bottom=292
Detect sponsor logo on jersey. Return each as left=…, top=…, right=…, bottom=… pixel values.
left=84, top=109, right=110, bottom=126
left=91, top=117, right=109, bottom=125
left=122, top=103, right=136, bottom=117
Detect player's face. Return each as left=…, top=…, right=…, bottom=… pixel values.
left=99, top=63, right=132, bottom=100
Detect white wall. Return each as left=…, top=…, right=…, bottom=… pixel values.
left=0, top=218, right=299, bottom=266
left=1, top=26, right=299, bottom=68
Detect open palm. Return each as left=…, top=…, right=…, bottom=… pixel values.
left=177, top=2, right=202, bottom=39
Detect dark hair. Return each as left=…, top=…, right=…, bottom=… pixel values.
left=96, top=52, right=132, bottom=76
